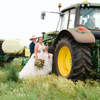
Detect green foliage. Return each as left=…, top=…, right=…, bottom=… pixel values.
left=90, top=70, right=100, bottom=80
left=12, top=57, right=24, bottom=71
left=0, top=74, right=100, bottom=100
left=0, top=58, right=100, bottom=99
left=0, top=70, right=7, bottom=83
left=0, top=57, right=24, bottom=83
left=4, top=63, right=19, bottom=82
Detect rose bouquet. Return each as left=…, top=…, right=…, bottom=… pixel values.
left=34, top=59, right=44, bottom=70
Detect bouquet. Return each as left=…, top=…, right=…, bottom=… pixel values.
left=34, top=59, right=44, bottom=70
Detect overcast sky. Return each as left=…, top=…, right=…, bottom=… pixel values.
left=0, top=0, right=99, bottom=41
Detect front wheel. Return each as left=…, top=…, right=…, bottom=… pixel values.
left=54, top=37, right=92, bottom=81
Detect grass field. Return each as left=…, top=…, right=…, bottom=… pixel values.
left=0, top=58, right=100, bottom=100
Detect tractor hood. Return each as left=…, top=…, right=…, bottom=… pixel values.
left=42, top=31, right=59, bottom=42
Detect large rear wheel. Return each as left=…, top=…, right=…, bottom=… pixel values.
left=54, top=37, right=92, bottom=81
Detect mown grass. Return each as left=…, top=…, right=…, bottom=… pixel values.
left=0, top=58, right=100, bottom=100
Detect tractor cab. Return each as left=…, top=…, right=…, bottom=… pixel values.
left=61, top=1, right=100, bottom=39
left=41, top=0, right=100, bottom=81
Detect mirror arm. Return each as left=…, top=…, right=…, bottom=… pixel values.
left=42, top=11, right=61, bottom=15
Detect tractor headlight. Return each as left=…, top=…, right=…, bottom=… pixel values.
left=87, top=3, right=90, bottom=7
left=81, top=2, right=90, bottom=8
left=81, top=4, right=85, bottom=7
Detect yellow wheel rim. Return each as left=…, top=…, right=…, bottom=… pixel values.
left=58, top=46, right=72, bottom=77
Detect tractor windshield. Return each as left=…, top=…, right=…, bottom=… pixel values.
left=79, top=7, right=100, bottom=30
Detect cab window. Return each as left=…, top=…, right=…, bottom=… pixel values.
left=68, top=9, right=76, bottom=28
left=79, top=7, right=100, bottom=30
left=60, top=11, right=69, bottom=30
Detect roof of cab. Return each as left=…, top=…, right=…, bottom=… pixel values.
left=0, top=39, right=5, bottom=41
left=61, top=3, right=100, bottom=12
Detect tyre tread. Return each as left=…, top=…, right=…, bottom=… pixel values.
left=54, top=37, right=92, bottom=81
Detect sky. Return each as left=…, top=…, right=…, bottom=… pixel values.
left=0, top=0, right=100, bottom=42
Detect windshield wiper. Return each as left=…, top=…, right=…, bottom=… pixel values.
left=82, top=8, right=95, bottom=18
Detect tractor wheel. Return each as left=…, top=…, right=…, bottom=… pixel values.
left=48, top=46, right=54, bottom=54
left=54, top=37, right=92, bottom=81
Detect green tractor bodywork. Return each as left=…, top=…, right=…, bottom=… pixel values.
left=42, top=31, right=59, bottom=46
left=92, top=41, right=100, bottom=72
left=41, top=1, right=100, bottom=80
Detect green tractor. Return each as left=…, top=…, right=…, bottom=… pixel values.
left=0, top=39, right=30, bottom=66
left=41, top=0, right=100, bottom=81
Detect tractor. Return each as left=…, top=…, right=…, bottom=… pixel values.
left=41, top=0, right=100, bottom=81
left=0, top=39, right=30, bottom=66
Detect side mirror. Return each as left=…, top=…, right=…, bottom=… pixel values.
left=41, top=12, right=46, bottom=20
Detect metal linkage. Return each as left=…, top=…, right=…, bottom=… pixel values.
left=92, top=40, right=100, bottom=72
